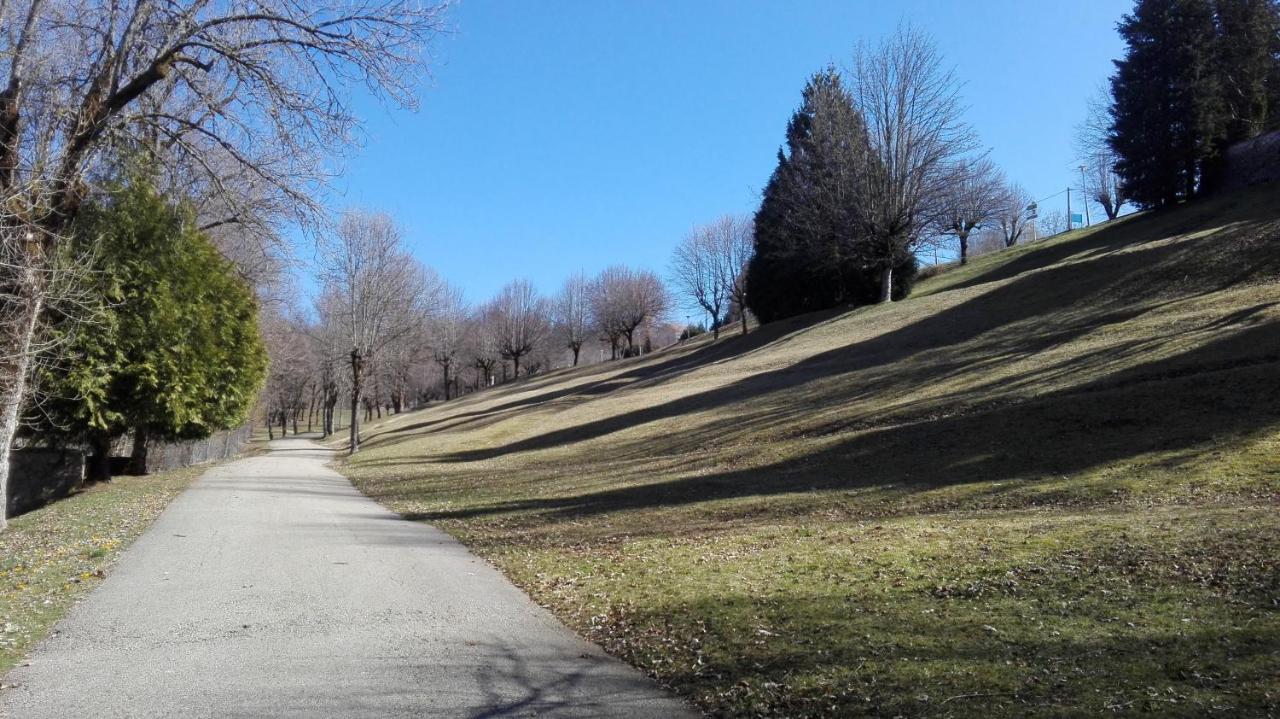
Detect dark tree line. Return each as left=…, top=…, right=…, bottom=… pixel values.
left=1109, top=0, right=1280, bottom=208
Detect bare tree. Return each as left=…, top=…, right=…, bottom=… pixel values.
left=995, top=184, right=1034, bottom=248
left=0, top=0, right=449, bottom=528
left=591, top=266, right=667, bottom=356
left=489, top=279, right=548, bottom=379
left=590, top=266, right=629, bottom=360
left=552, top=272, right=591, bottom=366
left=670, top=225, right=728, bottom=338
left=429, top=282, right=466, bottom=400
left=1074, top=88, right=1126, bottom=221
left=259, top=308, right=315, bottom=439
left=467, top=306, right=501, bottom=388
left=315, top=210, right=440, bottom=454
left=937, top=158, right=1005, bottom=265
left=1038, top=209, right=1068, bottom=237
left=670, top=215, right=754, bottom=338
left=850, top=25, right=977, bottom=301
left=716, top=215, right=755, bottom=336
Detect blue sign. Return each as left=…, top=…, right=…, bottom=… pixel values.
left=1070, top=213, right=1084, bottom=225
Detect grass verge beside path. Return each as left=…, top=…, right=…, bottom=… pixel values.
left=0, top=464, right=208, bottom=675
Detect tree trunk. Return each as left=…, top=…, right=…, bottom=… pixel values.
left=443, top=364, right=451, bottom=400
left=959, top=232, right=970, bottom=265
left=87, top=432, right=113, bottom=483
left=513, top=355, right=520, bottom=378
left=280, top=409, right=287, bottom=437
left=349, top=349, right=362, bottom=454
left=0, top=280, right=45, bottom=531
left=128, top=425, right=149, bottom=475
left=267, top=412, right=275, bottom=440
left=572, top=346, right=580, bottom=366
left=740, top=311, right=748, bottom=335
left=879, top=266, right=894, bottom=303
left=291, top=409, right=298, bottom=435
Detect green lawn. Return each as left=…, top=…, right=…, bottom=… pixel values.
left=0, top=464, right=210, bottom=675
left=342, top=185, right=1280, bottom=717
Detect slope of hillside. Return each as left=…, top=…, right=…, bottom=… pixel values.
left=343, top=184, right=1280, bottom=717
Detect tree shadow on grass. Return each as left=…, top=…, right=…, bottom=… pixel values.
left=364, top=192, right=1278, bottom=462
left=409, top=317, right=1280, bottom=523
left=605, top=587, right=1278, bottom=718
left=420, top=204, right=1279, bottom=469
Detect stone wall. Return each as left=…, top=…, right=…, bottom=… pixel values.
left=7, top=449, right=85, bottom=518
left=141, top=425, right=253, bottom=473
left=8, top=424, right=253, bottom=518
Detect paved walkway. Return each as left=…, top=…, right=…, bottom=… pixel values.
left=1, top=437, right=694, bottom=718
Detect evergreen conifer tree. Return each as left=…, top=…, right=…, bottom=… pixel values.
left=31, top=171, right=267, bottom=480
left=1109, top=0, right=1223, bottom=207
left=746, top=68, right=914, bottom=323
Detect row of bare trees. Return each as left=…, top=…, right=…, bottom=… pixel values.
left=300, top=210, right=676, bottom=453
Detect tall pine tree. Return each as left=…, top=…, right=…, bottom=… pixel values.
left=1109, top=0, right=1223, bottom=207
left=1215, top=0, right=1280, bottom=142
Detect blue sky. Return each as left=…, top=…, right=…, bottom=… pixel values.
left=323, top=0, right=1130, bottom=303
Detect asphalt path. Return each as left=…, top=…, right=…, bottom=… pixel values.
left=1, top=436, right=694, bottom=718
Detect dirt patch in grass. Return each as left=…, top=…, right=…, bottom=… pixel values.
left=343, top=186, right=1280, bottom=717
left=0, top=465, right=205, bottom=675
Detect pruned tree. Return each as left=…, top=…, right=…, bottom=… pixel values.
left=489, top=279, right=548, bottom=379
left=670, top=225, right=729, bottom=338
left=672, top=215, right=754, bottom=338
left=1075, top=89, right=1126, bottom=221
left=850, top=25, right=977, bottom=301
left=429, top=282, right=467, bottom=400
left=592, top=266, right=667, bottom=355
left=315, top=210, right=441, bottom=454
left=936, top=158, right=1005, bottom=265
left=995, top=184, right=1034, bottom=248
left=0, top=0, right=449, bottom=529
left=468, top=306, right=501, bottom=388
left=552, top=272, right=591, bottom=366
left=590, top=266, right=629, bottom=360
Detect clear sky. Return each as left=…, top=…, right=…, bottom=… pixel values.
left=323, top=0, right=1131, bottom=303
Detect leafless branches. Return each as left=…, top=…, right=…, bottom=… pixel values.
left=670, top=215, right=753, bottom=338
left=553, top=272, right=591, bottom=366
left=488, top=279, right=548, bottom=379
left=850, top=25, right=977, bottom=300
left=995, top=185, right=1034, bottom=248
left=936, top=158, right=1005, bottom=265
left=315, top=209, right=442, bottom=453
left=591, top=266, right=668, bottom=359
left=0, top=0, right=451, bottom=523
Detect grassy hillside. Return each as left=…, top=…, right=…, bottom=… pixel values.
left=342, top=185, right=1280, bottom=717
